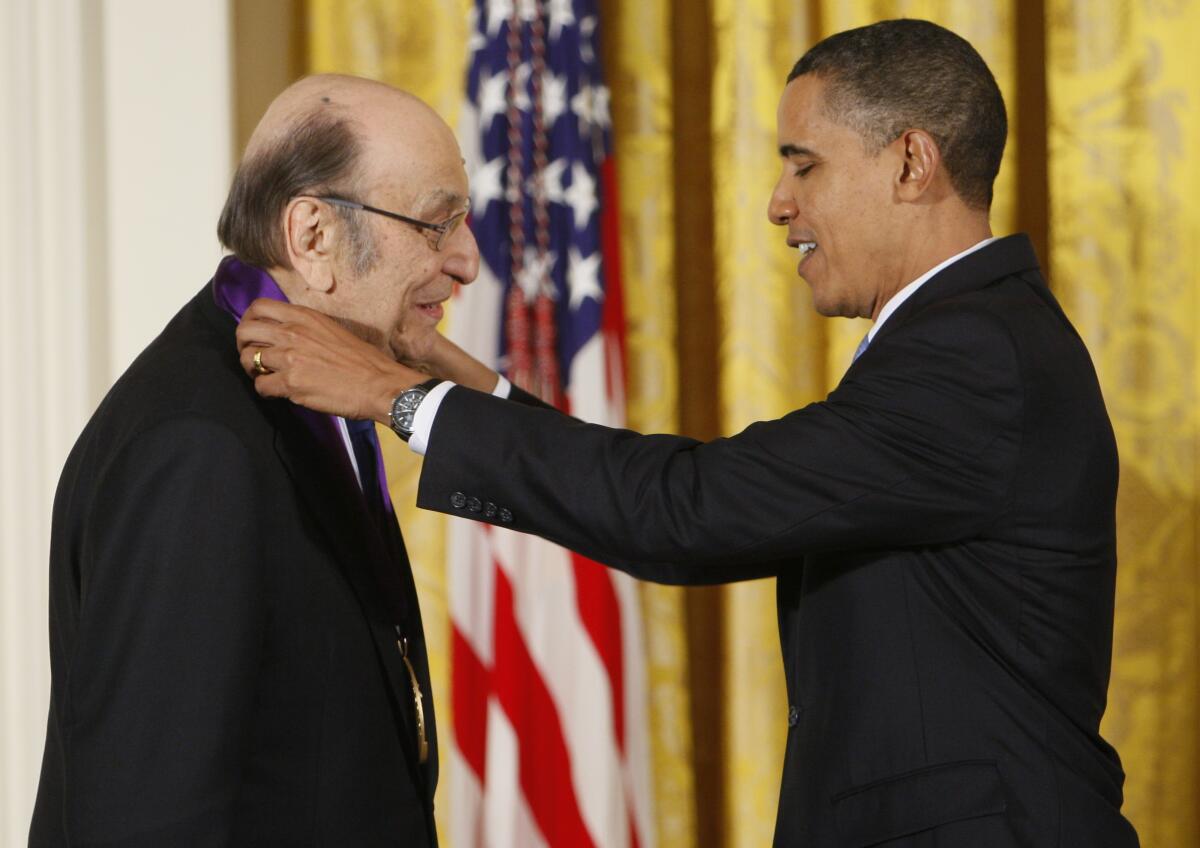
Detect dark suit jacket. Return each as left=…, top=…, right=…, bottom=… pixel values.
left=417, top=235, right=1138, bottom=847
left=31, top=285, right=438, bottom=846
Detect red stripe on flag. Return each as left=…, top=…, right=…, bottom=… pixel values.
left=599, top=156, right=627, bottom=400
left=451, top=622, right=490, bottom=782
left=571, top=553, right=626, bottom=750
left=493, top=565, right=597, bottom=848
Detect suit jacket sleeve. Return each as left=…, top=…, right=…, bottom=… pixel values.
left=417, top=302, right=1023, bottom=583
left=60, top=416, right=265, bottom=845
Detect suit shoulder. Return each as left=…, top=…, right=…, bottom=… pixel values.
left=95, top=290, right=263, bottom=435
left=64, top=289, right=272, bottom=484
left=881, top=290, right=1019, bottom=370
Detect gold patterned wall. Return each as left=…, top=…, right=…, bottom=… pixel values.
left=1047, top=1, right=1200, bottom=844
left=709, top=5, right=818, bottom=844
left=299, top=1, right=1198, bottom=845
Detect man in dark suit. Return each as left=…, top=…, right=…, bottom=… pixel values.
left=236, top=21, right=1138, bottom=847
left=30, top=74, right=483, bottom=845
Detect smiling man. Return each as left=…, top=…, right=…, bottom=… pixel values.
left=236, top=21, right=1138, bottom=847
left=30, top=75, right=489, bottom=846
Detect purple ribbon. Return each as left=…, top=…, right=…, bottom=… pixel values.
left=211, top=256, right=396, bottom=517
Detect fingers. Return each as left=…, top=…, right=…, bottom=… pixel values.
left=241, top=297, right=309, bottom=325
left=236, top=315, right=291, bottom=353
left=249, top=371, right=289, bottom=399
left=237, top=299, right=325, bottom=353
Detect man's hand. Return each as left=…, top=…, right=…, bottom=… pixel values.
left=406, top=331, right=502, bottom=395
left=237, top=299, right=425, bottom=424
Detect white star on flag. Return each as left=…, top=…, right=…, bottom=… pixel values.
left=472, top=156, right=507, bottom=216
left=578, top=15, right=597, bottom=61
left=485, top=0, right=512, bottom=36
left=563, top=161, right=598, bottom=230
left=511, top=62, right=532, bottom=112
left=467, top=6, right=486, bottom=53
left=548, top=0, right=576, bottom=40
left=567, top=246, right=603, bottom=309
left=570, top=84, right=611, bottom=132
left=542, top=157, right=568, bottom=204
left=478, top=67, right=509, bottom=132
left=514, top=246, right=558, bottom=303
left=542, top=72, right=568, bottom=130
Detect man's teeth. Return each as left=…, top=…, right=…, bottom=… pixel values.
left=797, top=242, right=817, bottom=256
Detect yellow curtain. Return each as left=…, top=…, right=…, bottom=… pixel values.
left=1047, top=2, right=1200, bottom=844
left=603, top=2, right=699, bottom=846
left=709, top=5, right=817, bottom=845
left=301, top=1, right=1198, bottom=845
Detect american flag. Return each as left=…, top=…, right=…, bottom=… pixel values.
left=445, top=2, right=654, bottom=847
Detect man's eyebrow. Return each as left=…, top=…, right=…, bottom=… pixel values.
left=779, top=143, right=818, bottom=158
left=417, top=187, right=468, bottom=212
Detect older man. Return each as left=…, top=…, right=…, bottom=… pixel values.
left=30, top=75, right=490, bottom=845
left=238, top=20, right=1138, bottom=848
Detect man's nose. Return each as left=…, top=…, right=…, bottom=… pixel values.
left=444, top=221, right=481, bottom=284
left=767, top=181, right=796, bottom=226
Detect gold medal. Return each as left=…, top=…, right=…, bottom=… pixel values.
left=397, top=634, right=428, bottom=763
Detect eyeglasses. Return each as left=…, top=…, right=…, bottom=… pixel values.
left=314, top=195, right=471, bottom=251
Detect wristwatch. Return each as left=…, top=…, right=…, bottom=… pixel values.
left=388, top=379, right=443, bottom=441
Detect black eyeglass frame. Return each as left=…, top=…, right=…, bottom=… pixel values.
left=313, top=195, right=471, bottom=251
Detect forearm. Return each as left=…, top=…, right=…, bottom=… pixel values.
left=412, top=333, right=501, bottom=394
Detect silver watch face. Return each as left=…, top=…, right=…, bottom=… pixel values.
left=391, top=387, right=429, bottom=434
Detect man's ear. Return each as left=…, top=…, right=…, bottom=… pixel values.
left=283, top=197, right=336, bottom=293
left=894, top=129, right=941, bottom=202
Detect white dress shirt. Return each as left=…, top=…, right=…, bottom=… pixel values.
left=867, top=237, right=997, bottom=342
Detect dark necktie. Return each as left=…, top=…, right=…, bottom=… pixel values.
left=345, top=417, right=429, bottom=763
left=346, top=418, right=387, bottom=523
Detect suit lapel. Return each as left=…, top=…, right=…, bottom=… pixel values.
left=871, top=233, right=1042, bottom=350
left=262, top=398, right=433, bottom=792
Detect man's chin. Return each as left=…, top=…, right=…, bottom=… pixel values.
left=808, top=291, right=844, bottom=319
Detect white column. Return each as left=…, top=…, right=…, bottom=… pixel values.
left=103, top=0, right=233, bottom=372
left=0, top=1, right=232, bottom=842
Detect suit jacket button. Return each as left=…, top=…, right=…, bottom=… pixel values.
left=499, top=508, right=513, bottom=524
left=450, top=492, right=467, bottom=509
left=467, top=496, right=482, bottom=513
left=483, top=501, right=497, bottom=518
left=787, top=705, right=799, bottom=728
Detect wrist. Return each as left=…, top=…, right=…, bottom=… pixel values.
left=370, top=365, right=421, bottom=425
left=387, top=378, right=443, bottom=442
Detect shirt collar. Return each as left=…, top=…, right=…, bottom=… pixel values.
left=868, top=236, right=998, bottom=342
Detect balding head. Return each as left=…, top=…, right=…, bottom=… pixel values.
left=218, top=74, right=454, bottom=271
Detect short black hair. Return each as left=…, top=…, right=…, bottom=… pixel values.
left=788, top=19, right=1007, bottom=209
left=217, top=111, right=365, bottom=269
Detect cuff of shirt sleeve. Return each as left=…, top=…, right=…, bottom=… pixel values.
left=492, top=374, right=512, bottom=399
left=408, top=380, right=456, bottom=455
